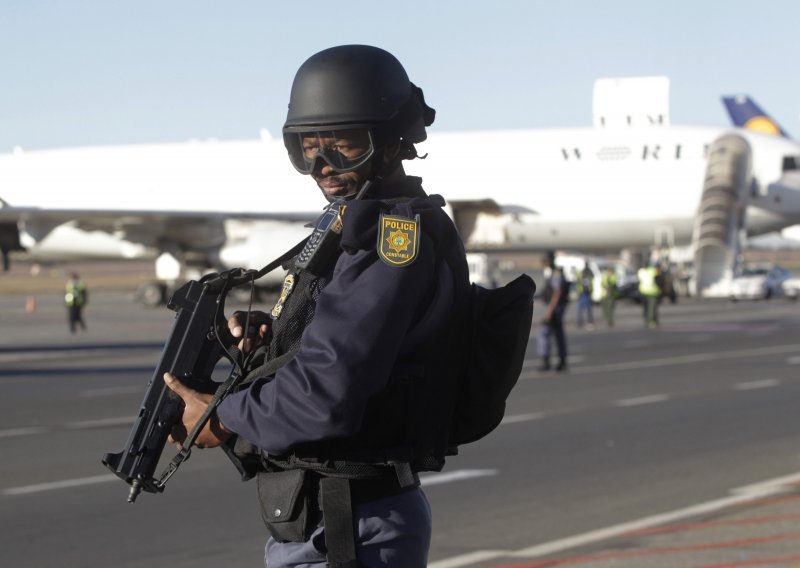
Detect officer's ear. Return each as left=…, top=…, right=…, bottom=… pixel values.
left=382, top=140, right=402, bottom=163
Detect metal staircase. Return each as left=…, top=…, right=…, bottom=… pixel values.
left=691, top=134, right=752, bottom=296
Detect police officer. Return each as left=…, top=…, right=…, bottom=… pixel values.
left=65, top=272, right=87, bottom=333
left=537, top=251, right=568, bottom=372
left=163, top=45, right=470, bottom=568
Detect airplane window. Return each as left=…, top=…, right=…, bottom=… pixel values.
left=782, top=156, right=799, bottom=171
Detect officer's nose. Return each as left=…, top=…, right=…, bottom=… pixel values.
left=319, top=162, right=336, bottom=176
left=311, top=157, right=334, bottom=177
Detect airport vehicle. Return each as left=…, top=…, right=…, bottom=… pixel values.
left=466, top=252, right=501, bottom=288
left=781, top=276, right=800, bottom=300
left=728, top=265, right=792, bottom=301
left=3, top=78, right=800, bottom=302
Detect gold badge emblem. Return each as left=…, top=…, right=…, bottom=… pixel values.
left=271, top=273, right=296, bottom=319
left=378, top=214, right=419, bottom=267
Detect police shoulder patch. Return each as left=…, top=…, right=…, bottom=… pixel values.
left=377, top=212, right=420, bottom=267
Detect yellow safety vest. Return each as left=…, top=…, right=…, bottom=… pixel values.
left=65, top=281, right=87, bottom=307
left=601, top=272, right=617, bottom=298
left=637, top=267, right=660, bottom=296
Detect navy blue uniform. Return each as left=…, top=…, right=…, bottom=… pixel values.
left=217, top=175, right=469, bottom=567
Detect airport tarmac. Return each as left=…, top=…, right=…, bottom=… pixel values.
left=1, top=282, right=799, bottom=567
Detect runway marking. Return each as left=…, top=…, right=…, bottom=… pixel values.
left=66, top=416, right=135, bottom=429
left=2, top=469, right=498, bottom=496
left=734, top=379, right=781, bottom=391
left=500, top=413, right=545, bottom=424
left=0, top=347, right=160, bottom=364
left=621, top=505, right=800, bottom=536
left=698, top=555, right=800, bottom=568
left=430, top=551, right=508, bottom=568
left=0, top=426, right=47, bottom=438
left=0, top=416, right=134, bottom=438
left=419, top=469, right=498, bottom=487
left=0, top=352, right=70, bottom=363
left=522, top=356, right=584, bottom=370
left=3, top=474, right=119, bottom=496
left=520, top=344, right=800, bottom=380
left=565, top=343, right=800, bottom=376
left=615, top=394, right=670, bottom=407
left=428, top=472, right=800, bottom=568
left=490, top=532, right=800, bottom=567
left=622, top=339, right=652, bottom=348
left=81, top=386, right=143, bottom=397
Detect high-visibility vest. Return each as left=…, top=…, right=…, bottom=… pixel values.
left=576, top=269, right=593, bottom=294
left=637, top=267, right=660, bottom=296
left=601, top=272, right=617, bottom=298
left=65, top=281, right=87, bottom=307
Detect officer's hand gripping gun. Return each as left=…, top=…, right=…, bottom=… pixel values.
left=101, top=267, right=266, bottom=503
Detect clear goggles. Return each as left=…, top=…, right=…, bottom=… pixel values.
left=284, top=129, right=375, bottom=174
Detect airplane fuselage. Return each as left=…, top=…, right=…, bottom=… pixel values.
left=2, top=123, right=800, bottom=265
left=407, top=125, right=800, bottom=250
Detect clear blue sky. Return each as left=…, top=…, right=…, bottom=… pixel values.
left=2, top=0, right=799, bottom=151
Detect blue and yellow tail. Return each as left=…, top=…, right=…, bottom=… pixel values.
left=722, top=95, right=789, bottom=137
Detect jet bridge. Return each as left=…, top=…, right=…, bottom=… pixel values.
left=691, top=134, right=752, bottom=296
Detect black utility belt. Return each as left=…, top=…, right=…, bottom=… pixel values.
left=348, top=471, right=419, bottom=504
left=256, top=466, right=419, bottom=544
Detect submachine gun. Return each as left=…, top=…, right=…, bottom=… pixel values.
left=102, top=196, right=354, bottom=503
left=101, top=267, right=262, bottom=503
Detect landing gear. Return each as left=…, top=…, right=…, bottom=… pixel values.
left=135, top=282, right=167, bottom=307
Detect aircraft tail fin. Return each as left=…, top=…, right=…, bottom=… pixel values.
left=722, top=95, right=789, bottom=137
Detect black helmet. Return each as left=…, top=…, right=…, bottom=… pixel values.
left=283, top=45, right=435, bottom=175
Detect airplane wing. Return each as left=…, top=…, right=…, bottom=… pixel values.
left=0, top=206, right=317, bottom=252
left=0, top=206, right=317, bottom=225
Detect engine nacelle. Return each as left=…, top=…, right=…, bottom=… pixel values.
left=219, top=220, right=311, bottom=288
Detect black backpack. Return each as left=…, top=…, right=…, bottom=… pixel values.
left=448, top=274, right=536, bottom=446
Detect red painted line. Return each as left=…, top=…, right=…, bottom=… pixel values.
left=618, top=495, right=800, bottom=538
left=621, top=513, right=800, bottom=537
left=486, top=531, right=800, bottom=568
left=697, top=554, right=800, bottom=568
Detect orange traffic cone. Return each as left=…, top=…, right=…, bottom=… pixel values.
left=25, top=296, right=36, bottom=314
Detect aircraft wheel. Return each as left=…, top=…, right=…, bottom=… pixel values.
left=136, top=282, right=166, bottom=307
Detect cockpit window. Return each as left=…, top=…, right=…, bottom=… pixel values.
left=782, top=155, right=800, bottom=172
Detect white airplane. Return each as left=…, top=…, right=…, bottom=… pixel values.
left=0, top=134, right=318, bottom=302
left=722, top=94, right=800, bottom=247
left=2, top=77, right=799, bottom=298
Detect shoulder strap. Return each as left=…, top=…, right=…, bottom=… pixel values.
left=241, top=346, right=300, bottom=383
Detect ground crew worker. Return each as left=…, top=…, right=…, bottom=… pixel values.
left=637, top=263, right=661, bottom=328
left=64, top=272, right=87, bottom=333
left=162, top=45, right=470, bottom=567
left=575, top=260, right=594, bottom=329
left=600, top=264, right=617, bottom=327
